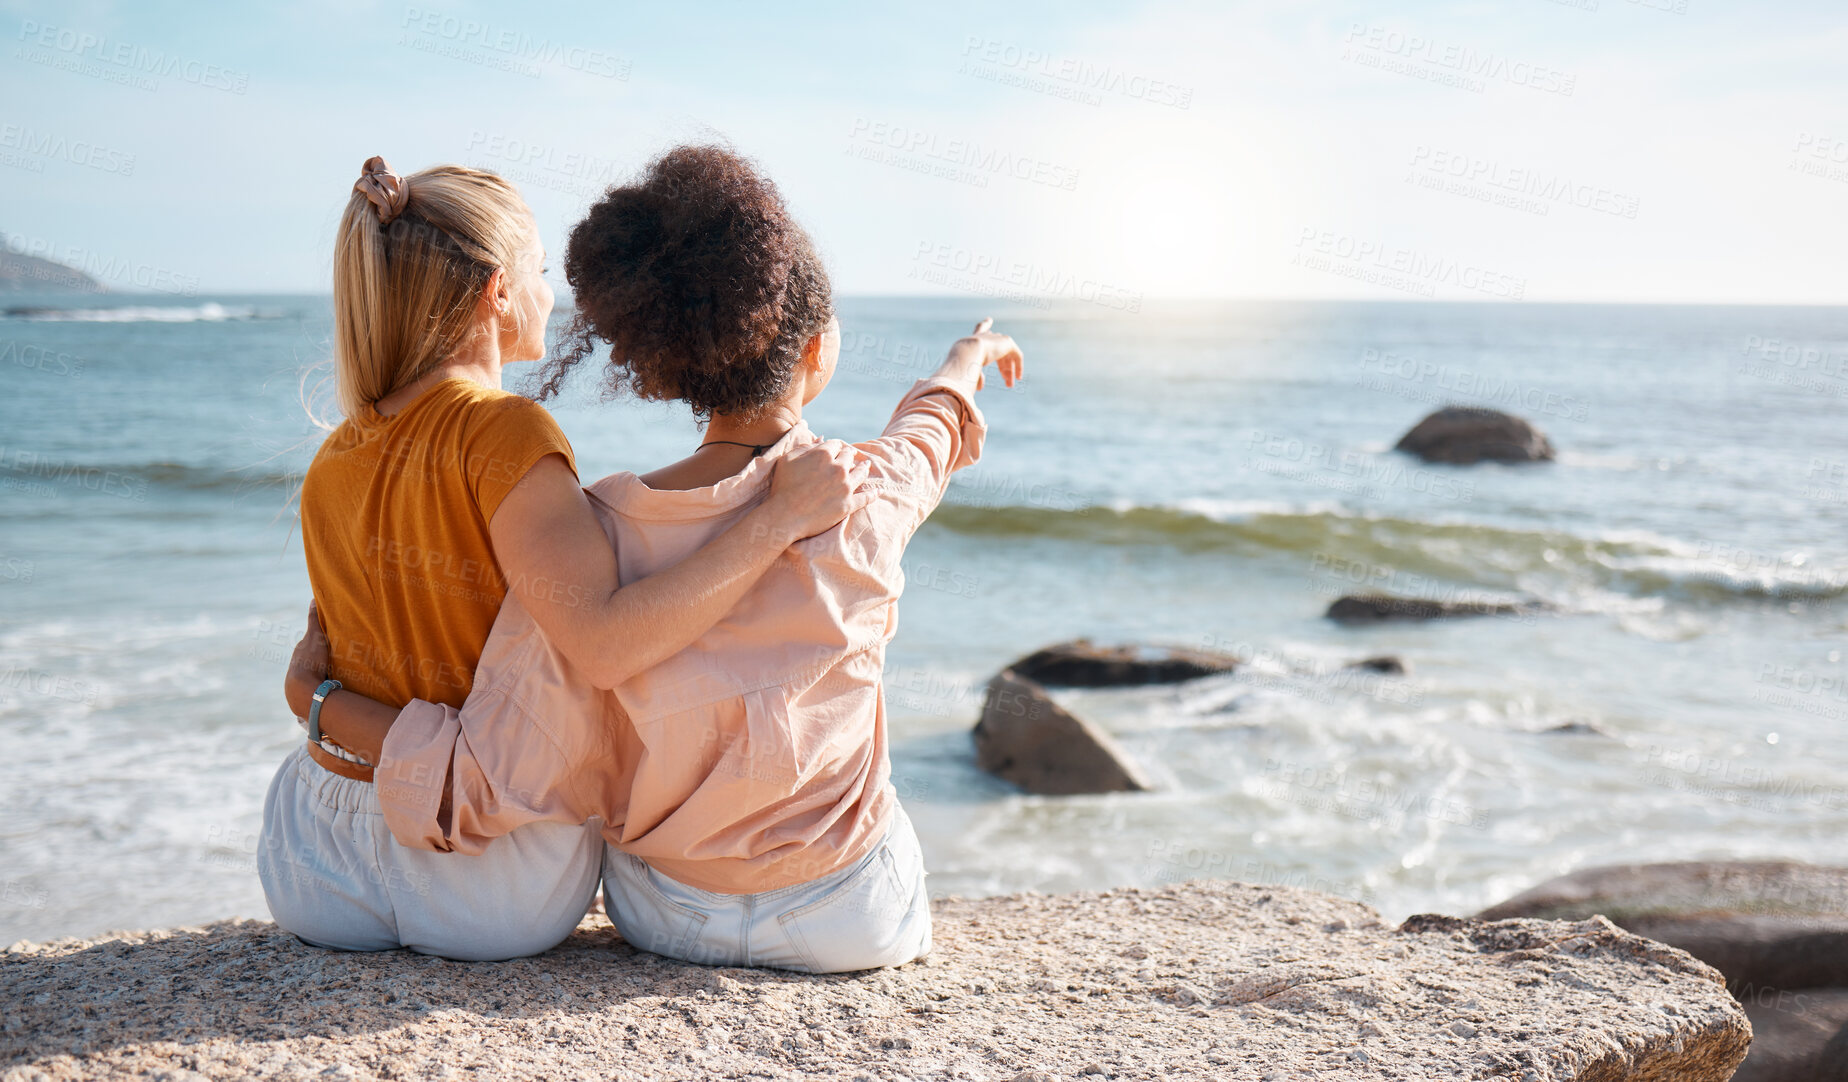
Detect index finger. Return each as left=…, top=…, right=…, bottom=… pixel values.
left=974, top=317, right=993, bottom=334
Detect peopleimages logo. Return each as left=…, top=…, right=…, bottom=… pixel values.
left=0, top=447, right=149, bottom=500
left=1358, top=347, right=1589, bottom=420
left=958, top=36, right=1194, bottom=109
left=399, top=8, right=630, bottom=79
left=909, top=242, right=1144, bottom=313
left=1, top=234, right=198, bottom=295
left=847, top=118, right=1080, bottom=192
left=465, top=131, right=626, bottom=192
left=0, top=124, right=135, bottom=175
left=15, top=20, right=250, bottom=93
left=1341, top=24, right=1576, bottom=96
left=0, top=341, right=87, bottom=378
left=1407, top=146, right=1637, bottom=219
left=1294, top=228, right=1527, bottom=300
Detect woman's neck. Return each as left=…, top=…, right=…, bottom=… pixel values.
left=700, top=401, right=803, bottom=451
left=374, top=337, right=503, bottom=417
left=636, top=401, right=805, bottom=492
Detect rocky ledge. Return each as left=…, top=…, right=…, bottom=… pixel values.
left=1482, top=861, right=1848, bottom=1082
left=3, top=881, right=1748, bottom=1082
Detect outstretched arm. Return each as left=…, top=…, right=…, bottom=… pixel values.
left=850, top=318, right=1025, bottom=521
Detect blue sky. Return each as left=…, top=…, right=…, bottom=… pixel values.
left=3, top=0, right=1846, bottom=302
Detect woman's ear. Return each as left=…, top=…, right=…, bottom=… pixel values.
left=798, top=331, right=831, bottom=404
left=480, top=267, right=509, bottom=317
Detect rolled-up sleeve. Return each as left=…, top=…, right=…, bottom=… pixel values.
left=373, top=589, right=618, bottom=855
left=851, top=375, right=988, bottom=535
left=375, top=699, right=462, bottom=851
left=376, top=683, right=593, bottom=855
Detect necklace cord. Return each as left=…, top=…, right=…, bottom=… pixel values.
left=698, top=428, right=794, bottom=458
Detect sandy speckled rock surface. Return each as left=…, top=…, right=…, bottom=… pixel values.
left=3, top=881, right=1749, bottom=1081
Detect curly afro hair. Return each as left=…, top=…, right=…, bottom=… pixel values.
left=535, top=145, right=833, bottom=421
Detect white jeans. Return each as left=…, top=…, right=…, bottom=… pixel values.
left=600, top=807, right=933, bottom=973
left=258, top=745, right=603, bottom=961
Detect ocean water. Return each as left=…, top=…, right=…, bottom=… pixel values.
left=2, top=294, right=1844, bottom=944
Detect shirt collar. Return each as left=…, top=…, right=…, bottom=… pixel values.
left=584, top=420, right=821, bottom=521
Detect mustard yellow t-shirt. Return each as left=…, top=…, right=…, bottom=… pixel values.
left=301, top=377, right=576, bottom=709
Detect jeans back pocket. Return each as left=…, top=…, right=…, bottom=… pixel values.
left=776, top=844, right=914, bottom=973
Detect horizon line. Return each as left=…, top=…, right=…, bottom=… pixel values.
left=7, top=290, right=1846, bottom=309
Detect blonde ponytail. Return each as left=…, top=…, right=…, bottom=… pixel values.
left=329, top=160, right=536, bottom=420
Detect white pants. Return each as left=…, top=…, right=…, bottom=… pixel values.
left=258, top=745, right=603, bottom=961
left=600, top=807, right=933, bottom=974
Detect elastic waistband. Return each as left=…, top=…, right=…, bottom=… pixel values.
left=286, top=744, right=384, bottom=815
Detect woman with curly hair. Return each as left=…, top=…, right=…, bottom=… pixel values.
left=291, top=145, right=1024, bottom=971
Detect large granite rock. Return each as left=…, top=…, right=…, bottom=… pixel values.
left=1479, top=861, right=1848, bottom=992
left=1822, top=1021, right=1848, bottom=1082
left=1007, top=640, right=1239, bottom=687
left=1736, top=990, right=1848, bottom=1082
left=1483, top=860, right=1848, bottom=1082
left=972, top=669, right=1151, bottom=795
left=1, top=880, right=1749, bottom=1081
left=1395, top=406, right=1557, bottom=464
left=1326, top=593, right=1539, bottom=624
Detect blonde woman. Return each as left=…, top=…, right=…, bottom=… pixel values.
left=260, top=157, right=869, bottom=961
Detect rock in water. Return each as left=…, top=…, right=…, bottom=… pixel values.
left=1394, top=406, right=1556, bottom=464
left=972, top=669, right=1151, bottom=795
left=1822, top=1021, right=1848, bottom=1082
left=1543, top=720, right=1611, bottom=737
left=0, top=881, right=1751, bottom=1080
left=1736, top=989, right=1848, bottom=1082
left=1325, top=594, right=1536, bottom=624
left=1479, top=860, right=1848, bottom=990
left=1481, top=860, right=1848, bottom=1082
left=1347, top=655, right=1407, bottom=675
left=1007, top=640, right=1237, bottom=687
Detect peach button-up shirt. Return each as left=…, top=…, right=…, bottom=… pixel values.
left=374, top=374, right=985, bottom=894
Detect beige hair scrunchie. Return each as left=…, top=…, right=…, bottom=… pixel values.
left=353, top=156, right=410, bottom=226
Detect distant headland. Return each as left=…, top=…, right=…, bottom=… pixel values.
left=0, top=235, right=107, bottom=292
